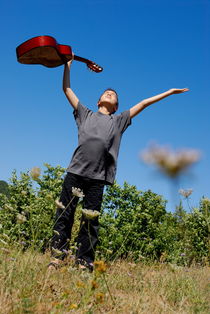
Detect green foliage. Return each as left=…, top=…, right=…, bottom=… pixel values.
left=98, top=183, right=209, bottom=265
left=0, top=180, right=10, bottom=197
left=0, top=164, right=65, bottom=251
left=0, top=165, right=209, bottom=265
left=99, top=182, right=167, bottom=260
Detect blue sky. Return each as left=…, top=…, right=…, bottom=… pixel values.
left=0, top=0, right=209, bottom=211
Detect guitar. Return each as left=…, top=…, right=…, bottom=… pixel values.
left=16, top=35, right=103, bottom=73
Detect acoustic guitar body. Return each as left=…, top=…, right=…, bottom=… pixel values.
left=16, top=36, right=73, bottom=68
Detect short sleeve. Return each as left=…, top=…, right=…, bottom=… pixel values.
left=73, top=101, right=92, bottom=126
left=116, top=110, right=132, bottom=133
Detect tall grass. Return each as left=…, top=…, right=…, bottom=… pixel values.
left=0, top=247, right=209, bottom=313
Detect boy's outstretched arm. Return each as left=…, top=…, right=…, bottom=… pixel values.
left=63, top=59, right=79, bottom=110
left=129, top=88, right=189, bottom=118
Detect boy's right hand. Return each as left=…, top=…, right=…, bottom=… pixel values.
left=67, top=53, right=74, bottom=66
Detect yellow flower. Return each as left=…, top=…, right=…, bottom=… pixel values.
left=76, top=281, right=86, bottom=288
left=95, top=292, right=104, bottom=303
left=69, top=304, right=78, bottom=309
left=30, top=167, right=41, bottom=180
left=91, top=280, right=99, bottom=289
left=94, top=260, right=107, bottom=273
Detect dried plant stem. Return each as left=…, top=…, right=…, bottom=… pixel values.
left=102, top=272, right=116, bottom=306
left=38, top=269, right=51, bottom=303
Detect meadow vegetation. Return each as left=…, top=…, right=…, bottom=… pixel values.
left=0, top=247, right=209, bottom=313
left=0, top=164, right=209, bottom=313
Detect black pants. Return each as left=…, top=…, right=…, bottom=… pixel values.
left=51, top=172, right=105, bottom=264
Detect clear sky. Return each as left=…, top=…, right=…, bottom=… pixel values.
left=0, top=0, right=209, bottom=211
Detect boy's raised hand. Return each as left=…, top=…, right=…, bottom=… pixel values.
left=170, top=88, right=189, bottom=94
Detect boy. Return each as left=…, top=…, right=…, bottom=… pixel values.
left=49, top=58, right=188, bottom=271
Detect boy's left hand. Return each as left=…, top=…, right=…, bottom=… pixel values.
left=170, top=88, right=189, bottom=94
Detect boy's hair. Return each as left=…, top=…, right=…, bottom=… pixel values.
left=98, top=88, right=119, bottom=110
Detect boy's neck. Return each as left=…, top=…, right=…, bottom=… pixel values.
left=98, top=106, right=113, bottom=115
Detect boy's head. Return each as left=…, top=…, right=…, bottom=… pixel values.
left=97, top=88, right=119, bottom=113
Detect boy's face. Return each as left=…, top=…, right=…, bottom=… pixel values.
left=98, top=90, right=118, bottom=112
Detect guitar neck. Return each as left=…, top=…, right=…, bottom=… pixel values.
left=72, top=54, right=103, bottom=73
left=74, top=55, right=91, bottom=64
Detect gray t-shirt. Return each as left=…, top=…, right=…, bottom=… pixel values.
left=67, top=102, right=131, bottom=185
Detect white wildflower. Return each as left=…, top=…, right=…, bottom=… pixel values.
left=16, top=213, right=27, bottom=223
left=72, top=187, right=85, bottom=198
left=141, top=144, right=200, bottom=178
left=30, top=167, right=41, bottom=180
left=55, top=199, right=65, bottom=209
left=179, top=189, right=193, bottom=198
left=81, top=208, right=100, bottom=219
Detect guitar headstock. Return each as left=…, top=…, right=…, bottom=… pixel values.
left=87, top=61, right=103, bottom=73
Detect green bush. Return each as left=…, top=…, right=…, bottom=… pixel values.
left=0, top=164, right=208, bottom=265
left=0, top=180, right=9, bottom=198
left=99, top=182, right=167, bottom=260
left=0, top=164, right=65, bottom=251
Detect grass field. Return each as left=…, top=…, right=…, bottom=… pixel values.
left=0, top=247, right=209, bottom=313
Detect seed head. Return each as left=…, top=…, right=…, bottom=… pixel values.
left=141, top=144, right=200, bottom=178
left=55, top=200, right=65, bottom=209
left=72, top=187, right=85, bottom=198
left=81, top=209, right=100, bottom=219
left=179, top=188, right=193, bottom=198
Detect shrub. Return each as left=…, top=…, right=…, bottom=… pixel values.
left=0, top=164, right=65, bottom=250
left=0, top=165, right=208, bottom=265
left=0, top=180, right=9, bottom=198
